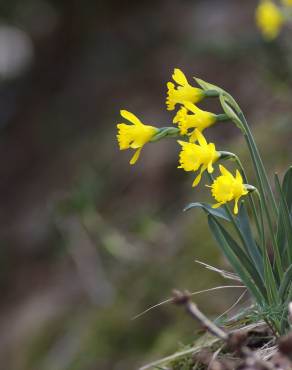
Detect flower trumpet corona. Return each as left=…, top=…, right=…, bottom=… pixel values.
left=178, top=129, right=220, bottom=187
left=166, top=68, right=204, bottom=111
left=173, top=102, right=217, bottom=142
left=210, top=165, right=249, bottom=214
left=255, top=0, right=283, bottom=40
left=116, top=110, right=159, bottom=165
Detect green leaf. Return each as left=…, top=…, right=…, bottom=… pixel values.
left=183, top=202, right=231, bottom=221
left=275, top=174, right=292, bottom=266
left=279, top=264, right=292, bottom=301
left=276, top=208, right=288, bottom=262
left=282, top=166, right=292, bottom=214
left=276, top=167, right=292, bottom=263
left=208, top=215, right=266, bottom=303
left=280, top=286, right=292, bottom=334
left=236, top=204, right=264, bottom=278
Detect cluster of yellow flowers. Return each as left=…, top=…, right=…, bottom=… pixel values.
left=256, top=0, right=292, bottom=40
left=116, top=69, right=254, bottom=215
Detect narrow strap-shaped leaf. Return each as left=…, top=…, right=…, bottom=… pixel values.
left=183, top=202, right=231, bottom=221
left=276, top=167, right=292, bottom=259
left=276, top=206, right=288, bottom=260
left=275, top=174, right=292, bottom=266
left=280, top=285, right=292, bottom=334
left=262, top=249, right=279, bottom=305
left=208, top=215, right=266, bottom=303
left=236, top=204, right=264, bottom=278
left=279, top=264, right=292, bottom=301
left=282, top=166, right=292, bottom=214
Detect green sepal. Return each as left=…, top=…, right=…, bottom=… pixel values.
left=150, top=127, right=180, bottom=142
left=219, top=151, right=237, bottom=160
left=219, top=94, right=244, bottom=131
left=194, top=77, right=241, bottom=113
left=194, top=78, right=219, bottom=92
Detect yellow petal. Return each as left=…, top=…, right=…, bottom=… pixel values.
left=212, top=202, right=224, bottom=209
left=195, top=129, right=207, bottom=146
left=173, top=109, right=181, bottom=124
left=120, top=110, right=142, bottom=125
left=130, top=147, right=142, bottom=165
left=172, top=68, right=188, bottom=86
left=166, top=82, right=176, bottom=111
left=234, top=198, right=240, bottom=215
left=235, top=170, right=243, bottom=182
left=184, top=101, right=199, bottom=114
left=192, top=165, right=206, bottom=187
left=207, top=161, right=214, bottom=173
left=189, top=129, right=199, bottom=143
left=219, top=165, right=231, bottom=177
left=177, top=140, right=188, bottom=147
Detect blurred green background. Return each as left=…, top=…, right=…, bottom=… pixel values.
left=0, top=0, right=291, bottom=369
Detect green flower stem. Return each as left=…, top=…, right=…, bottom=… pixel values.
left=222, top=203, right=268, bottom=302
left=233, top=155, right=262, bottom=244
left=254, top=190, right=279, bottom=306
left=218, top=151, right=262, bottom=248
left=239, top=112, right=278, bottom=220
left=244, top=136, right=283, bottom=279
left=223, top=101, right=282, bottom=277
left=219, top=94, right=278, bottom=252
left=254, top=189, right=266, bottom=253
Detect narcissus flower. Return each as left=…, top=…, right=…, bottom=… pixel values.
left=173, top=102, right=216, bottom=142
left=282, top=0, right=292, bottom=6
left=178, top=129, right=220, bottom=187
left=166, top=68, right=204, bottom=111
left=210, top=165, right=249, bottom=215
left=117, top=110, right=159, bottom=165
left=255, top=0, right=283, bottom=40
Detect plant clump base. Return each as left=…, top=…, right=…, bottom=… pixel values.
left=140, top=291, right=292, bottom=370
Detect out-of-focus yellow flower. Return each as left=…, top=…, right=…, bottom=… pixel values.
left=210, top=165, right=249, bottom=215
left=282, top=0, right=292, bottom=6
left=255, top=0, right=283, bottom=40
left=178, top=129, right=220, bottom=187
left=173, top=102, right=216, bottom=142
left=117, top=110, right=159, bottom=165
left=166, top=68, right=204, bottom=111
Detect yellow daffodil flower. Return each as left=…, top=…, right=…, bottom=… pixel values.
left=117, top=110, right=159, bottom=165
left=210, top=165, right=249, bottom=215
left=166, top=68, right=204, bottom=111
left=255, top=0, right=283, bottom=40
left=282, top=0, right=292, bottom=6
left=178, top=129, right=220, bottom=187
left=173, top=102, right=216, bottom=142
